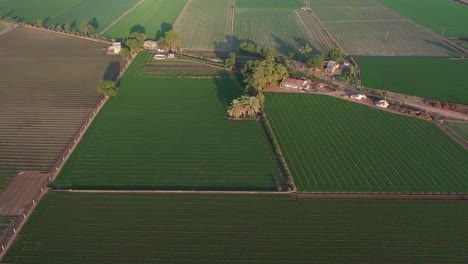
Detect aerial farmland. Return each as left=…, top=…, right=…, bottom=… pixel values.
left=0, top=0, right=467, bottom=263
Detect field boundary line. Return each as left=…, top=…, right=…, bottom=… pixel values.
left=50, top=0, right=83, bottom=20
left=305, top=6, right=340, bottom=49
left=322, top=19, right=408, bottom=23
left=436, top=121, right=468, bottom=149
left=0, top=24, right=19, bottom=37
left=23, top=24, right=111, bottom=44
left=230, top=0, right=236, bottom=52
left=53, top=189, right=292, bottom=195
left=295, top=193, right=468, bottom=200
left=99, top=0, right=145, bottom=36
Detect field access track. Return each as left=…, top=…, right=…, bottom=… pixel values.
left=264, top=93, right=468, bottom=194
left=0, top=27, right=120, bottom=171
left=2, top=192, right=468, bottom=263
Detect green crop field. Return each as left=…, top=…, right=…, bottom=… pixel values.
left=0, top=170, right=15, bottom=193
left=3, top=192, right=468, bottom=263
left=46, top=0, right=140, bottom=33
left=445, top=122, right=468, bottom=143
left=378, top=0, right=468, bottom=37
left=103, top=0, right=187, bottom=40
left=0, top=0, right=78, bottom=24
left=174, top=0, right=232, bottom=51
left=234, top=9, right=319, bottom=55
left=142, top=59, right=228, bottom=78
left=236, top=0, right=304, bottom=9
left=55, top=52, right=280, bottom=190
left=264, top=93, right=468, bottom=193
left=356, top=57, right=468, bottom=104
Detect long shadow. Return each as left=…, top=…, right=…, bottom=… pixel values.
left=130, top=24, right=146, bottom=34
left=423, top=39, right=463, bottom=57
left=102, top=61, right=121, bottom=81
left=89, top=17, right=99, bottom=31
left=213, top=72, right=244, bottom=108
left=293, top=36, right=320, bottom=55
left=271, top=33, right=299, bottom=59
left=70, top=20, right=76, bottom=30
left=155, top=22, right=172, bottom=40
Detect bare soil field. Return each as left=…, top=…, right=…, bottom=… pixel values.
left=0, top=27, right=120, bottom=171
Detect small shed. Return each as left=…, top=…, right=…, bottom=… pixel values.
left=143, top=40, right=158, bottom=50
left=280, top=77, right=308, bottom=89
left=108, top=42, right=122, bottom=54
left=375, top=100, right=389, bottom=108
left=326, top=61, right=339, bottom=73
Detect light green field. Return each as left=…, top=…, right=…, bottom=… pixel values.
left=264, top=93, right=468, bottom=194
left=46, top=0, right=139, bottom=32
left=356, top=57, right=468, bottom=104
left=234, top=9, right=315, bottom=55
left=236, top=0, right=304, bottom=9
left=378, top=0, right=468, bottom=37
left=0, top=0, right=78, bottom=24
left=103, top=0, right=187, bottom=40
left=445, top=122, right=468, bottom=143
left=55, top=52, right=280, bottom=190
left=4, top=192, right=468, bottom=263
left=308, top=0, right=381, bottom=7
left=174, top=0, right=232, bottom=51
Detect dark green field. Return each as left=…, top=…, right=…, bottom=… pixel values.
left=356, top=57, right=468, bottom=104
left=55, top=53, right=280, bottom=190
left=378, top=0, right=468, bottom=37
left=3, top=192, right=468, bottom=263
left=264, top=93, right=468, bottom=193
left=0, top=218, right=12, bottom=236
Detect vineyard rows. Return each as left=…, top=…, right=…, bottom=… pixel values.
left=3, top=192, right=468, bottom=263
left=264, top=93, right=468, bottom=193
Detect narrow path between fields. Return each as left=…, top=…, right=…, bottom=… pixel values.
left=230, top=0, right=236, bottom=52
left=50, top=0, right=83, bottom=20
left=99, top=0, right=145, bottom=36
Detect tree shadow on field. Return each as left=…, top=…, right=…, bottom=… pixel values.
left=423, top=39, right=461, bottom=57
left=213, top=73, right=244, bottom=109
left=155, top=22, right=172, bottom=40
left=70, top=20, right=76, bottom=30
left=130, top=24, right=146, bottom=34
left=89, top=17, right=99, bottom=31
left=102, top=61, right=121, bottom=81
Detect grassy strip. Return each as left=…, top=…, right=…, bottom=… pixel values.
left=445, top=122, right=468, bottom=143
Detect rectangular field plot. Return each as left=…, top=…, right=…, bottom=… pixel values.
left=3, top=192, right=468, bottom=263
left=103, top=0, right=187, bottom=40
left=141, top=60, right=228, bottom=78
left=356, top=57, right=468, bottom=105
left=378, top=0, right=468, bottom=37
left=0, top=0, right=79, bottom=25
left=234, top=9, right=322, bottom=55
left=264, top=93, right=468, bottom=193
left=174, top=0, right=232, bottom=51
left=324, top=20, right=459, bottom=57
left=55, top=53, right=280, bottom=190
left=236, top=0, right=304, bottom=9
left=0, top=27, right=120, bottom=171
left=46, top=0, right=140, bottom=33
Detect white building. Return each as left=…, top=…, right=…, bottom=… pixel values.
left=108, top=42, right=122, bottom=54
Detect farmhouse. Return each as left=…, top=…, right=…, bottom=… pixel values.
left=280, top=77, right=309, bottom=90
left=143, top=40, right=158, bottom=50
left=326, top=61, right=339, bottom=74
left=108, top=42, right=122, bottom=54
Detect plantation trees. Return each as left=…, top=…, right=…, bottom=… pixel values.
left=125, top=32, right=146, bottom=53
left=306, top=54, right=325, bottom=69
left=79, top=22, right=94, bottom=36
left=328, top=47, right=344, bottom=61
left=227, top=95, right=261, bottom=119
left=224, top=53, right=236, bottom=69
left=241, top=58, right=288, bottom=95
left=158, top=30, right=181, bottom=51
left=97, top=80, right=118, bottom=97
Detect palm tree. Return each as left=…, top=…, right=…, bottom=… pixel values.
left=299, top=43, right=313, bottom=56
left=227, top=96, right=261, bottom=118
left=227, top=99, right=243, bottom=118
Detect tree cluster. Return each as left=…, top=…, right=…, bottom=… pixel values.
left=239, top=42, right=276, bottom=60
left=241, top=57, right=288, bottom=95
left=79, top=21, right=95, bottom=36
left=227, top=95, right=261, bottom=119
left=305, top=53, right=325, bottom=69
left=327, top=47, right=344, bottom=61
left=224, top=53, right=236, bottom=69
left=157, top=30, right=181, bottom=52
left=97, top=80, right=118, bottom=97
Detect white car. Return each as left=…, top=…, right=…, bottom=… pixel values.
left=350, top=94, right=366, bottom=100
